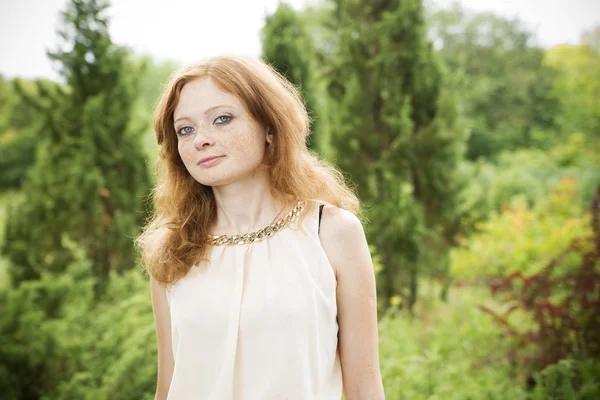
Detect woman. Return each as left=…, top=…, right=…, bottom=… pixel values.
left=136, top=55, right=384, bottom=400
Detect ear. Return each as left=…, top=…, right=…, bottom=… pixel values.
left=266, top=128, right=273, bottom=144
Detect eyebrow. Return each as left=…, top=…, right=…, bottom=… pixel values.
left=173, top=104, right=232, bottom=125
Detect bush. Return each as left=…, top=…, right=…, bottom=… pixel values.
left=0, top=255, right=157, bottom=399
left=531, top=358, right=600, bottom=400
left=379, top=281, right=528, bottom=399
left=451, top=178, right=591, bottom=279
left=477, top=185, right=599, bottom=385
left=0, top=258, right=95, bottom=399
left=52, top=267, right=156, bottom=400
left=455, top=137, right=599, bottom=237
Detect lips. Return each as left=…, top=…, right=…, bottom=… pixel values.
left=197, top=155, right=225, bottom=166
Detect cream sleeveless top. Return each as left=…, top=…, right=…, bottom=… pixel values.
left=165, top=201, right=343, bottom=400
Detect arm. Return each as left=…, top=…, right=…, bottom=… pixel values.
left=150, top=278, right=175, bottom=400
left=319, top=206, right=385, bottom=400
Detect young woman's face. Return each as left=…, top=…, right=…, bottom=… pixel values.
left=173, top=77, right=271, bottom=187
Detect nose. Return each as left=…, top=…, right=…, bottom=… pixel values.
left=193, top=130, right=215, bottom=150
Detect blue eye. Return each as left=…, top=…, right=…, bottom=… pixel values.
left=215, top=115, right=232, bottom=124
left=176, top=126, right=194, bottom=136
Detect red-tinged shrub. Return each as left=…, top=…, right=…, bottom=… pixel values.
left=480, top=185, right=600, bottom=374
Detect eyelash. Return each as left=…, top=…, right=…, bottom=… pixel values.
left=176, top=115, right=233, bottom=136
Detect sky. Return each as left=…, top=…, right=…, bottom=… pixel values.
left=1, top=0, right=599, bottom=81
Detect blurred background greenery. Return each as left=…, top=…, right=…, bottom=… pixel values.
left=1, top=0, right=599, bottom=399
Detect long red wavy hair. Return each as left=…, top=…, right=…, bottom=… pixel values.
left=136, top=55, right=360, bottom=286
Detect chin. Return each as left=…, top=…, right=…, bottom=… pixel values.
left=191, top=171, right=238, bottom=187
left=193, top=176, right=229, bottom=187
left=193, top=165, right=267, bottom=188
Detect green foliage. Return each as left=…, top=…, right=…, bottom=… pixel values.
left=544, top=43, right=600, bottom=139
left=2, top=0, right=151, bottom=288
left=0, top=193, right=12, bottom=290
left=52, top=268, right=156, bottom=400
left=379, top=282, right=528, bottom=399
left=0, top=250, right=95, bottom=399
left=261, top=3, right=328, bottom=153
left=0, top=130, right=37, bottom=190
left=380, top=279, right=600, bottom=399
left=475, top=185, right=600, bottom=380
left=451, top=178, right=591, bottom=279
left=131, top=53, right=180, bottom=160
left=0, top=254, right=156, bottom=399
left=0, top=77, right=49, bottom=190
left=323, top=0, right=467, bottom=311
left=453, top=134, right=600, bottom=238
left=531, top=358, right=600, bottom=400
left=133, top=54, right=180, bottom=117
left=429, top=3, right=561, bottom=159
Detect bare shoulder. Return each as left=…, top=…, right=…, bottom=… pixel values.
left=318, top=205, right=369, bottom=279
left=319, top=205, right=364, bottom=240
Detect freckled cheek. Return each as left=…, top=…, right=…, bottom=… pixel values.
left=177, top=141, right=195, bottom=167
left=229, top=137, right=263, bottom=158
left=221, top=128, right=263, bottom=158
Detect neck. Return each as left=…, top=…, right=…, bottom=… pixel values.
left=210, top=169, right=290, bottom=235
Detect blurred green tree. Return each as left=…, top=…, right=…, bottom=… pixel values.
left=451, top=178, right=591, bottom=280
left=0, top=76, right=17, bottom=135
left=133, top=54, right=180, bottom=117
left=428, top=2, right=561, bottom=159
left=2, top=0, right=151, bottom=292
left=0, top=77, right=48, bottom=190
left=544, top=43, right=600, bottom=139
left=323, top=0, right=467, bottom=311
left=130, top=53, right=180, bottom=159
left=261, top=3, right=328, bottom=154
left=0, top=247, right=157, bottom=399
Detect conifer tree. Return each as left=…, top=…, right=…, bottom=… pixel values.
left=3, top=0, right=151, bottom=291
left=262, top=3, right=328, bottom=153
left=325, top=0, right=466, bottom=310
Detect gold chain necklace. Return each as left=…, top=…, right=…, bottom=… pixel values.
left=206, top=201, right=307, bottom=246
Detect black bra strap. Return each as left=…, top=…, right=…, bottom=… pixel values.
left=318, top=204, right=325, bottom=234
